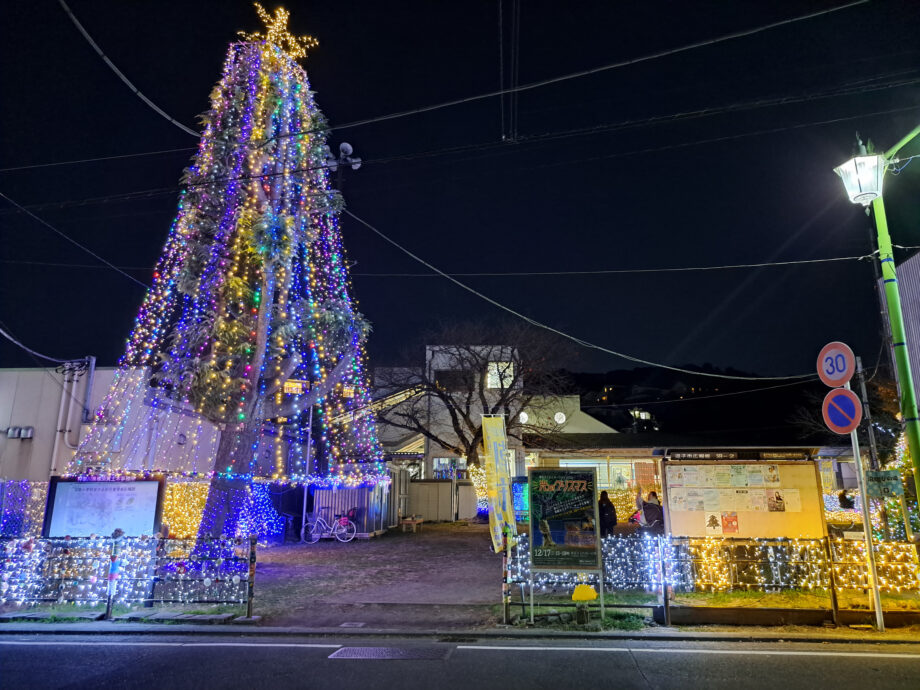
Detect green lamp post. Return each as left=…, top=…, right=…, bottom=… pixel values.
left=834, top=124, right=920, bottom=503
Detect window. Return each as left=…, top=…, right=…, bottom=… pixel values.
left=486, top=361, right=514, bottom=389
left=434, top=369, right=469, bottom=391
left=558, top=460, right=634, bottom=489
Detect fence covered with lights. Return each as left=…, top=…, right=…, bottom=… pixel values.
left=508, top=533, right=920, bottom=601
left=0, top=535, right=254, bottom=613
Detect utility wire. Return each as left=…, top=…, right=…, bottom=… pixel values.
left=58, top=0, right=198, bottom=137
left=1, top=65, right=914, bottom=177
left=351, top=253, right=875, bottom=277
left=0, top=251, right=879, bottom=276
left=266, top=0, right=870, bottom=143
left=582, top=378, right=819, bottom=409
left=0, top=322, right=77, bottom=364
left=344, top=209, right=813, bottom=382
left=6, top=93, right=914, bottom=219
left=0, top=318, right=94, bottom=418
left=0, top=146, right=196, bottom=174
left=0, top=191, right=148, bottom=289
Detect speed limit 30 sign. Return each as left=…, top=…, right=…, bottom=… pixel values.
left=817, top=341, right=856, bottom=388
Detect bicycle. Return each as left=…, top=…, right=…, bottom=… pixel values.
left=304, top=508, right=357, bottom=543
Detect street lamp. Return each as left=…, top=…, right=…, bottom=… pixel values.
left=835, top=125, right=920, bottom=503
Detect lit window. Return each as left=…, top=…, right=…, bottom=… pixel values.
left=487, top=362, right=514, bottom=389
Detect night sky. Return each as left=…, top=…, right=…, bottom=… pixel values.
left=2, top=0, right=920, bottom=378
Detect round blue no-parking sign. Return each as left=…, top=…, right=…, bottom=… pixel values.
left=821, top=388, right=862, bottom=434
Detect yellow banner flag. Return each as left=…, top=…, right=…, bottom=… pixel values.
left=482, top=415, right=517, bottom=553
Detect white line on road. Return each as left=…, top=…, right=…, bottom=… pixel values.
left=0, top=641, right=341, bottom=649
left=457, top=645, right=920, bottom=659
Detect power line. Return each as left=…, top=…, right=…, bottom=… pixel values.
left=58, top=0, right=198, bottom=137
left=582, top=378, right=819, bottom=409
left=0, top=251, right=878, bottom=276
left=344, top=209, right=813, bottom=382
left=0, top=321, right=78, bottom=364
left=0, top=191, right=148, bottom=289
left=277, top=0, right=870, bottom=142
left=5, top=92, right=913, bottom=219
left=1, top=63, right=914, bottom=179
left=2, top=69, right=915, bottom=215
left=0, top=146, right=196, bottom=174
left=350, top=253, right=875, bottom=277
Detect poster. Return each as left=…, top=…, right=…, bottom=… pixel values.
left=730, top=465, right=748, bottom=487
left=721, top=511, right=739, bottom=534
left=669, top=488, right=686, bottom=512
left=763, top=464, right=781, bottom=486
left=700, top=466, right=716, bottom=487
left=747, top=466, right=765, bottom=487
left=767, top=489, right=786, bottom=512
left=749, top=491, right=768, bottom=511
left=528, top=468, right=599, bottom=570
left=666, top=465, right=684, bottom=487
left=44, top=479, right=163, bottom=537
left=733, top=489, right=752, bottom=511
left=783, top=488, right=802, bottom=513
left=819, top=460, right=836, bottom=490
left=703, top=489, right=721, bottom=511
left=705, top=512, right=723, bottom=535
left=719, top=488, right=737, bottom=510
left=713, top=466, right=732, bottom=487
left=685, top=489, right=705, bottom=511
left=682, top=467, right=700, bottom=487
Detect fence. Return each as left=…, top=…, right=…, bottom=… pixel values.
left=508, top=533, right=920, bottom=609
left=1, top=535, right=256, bottom=618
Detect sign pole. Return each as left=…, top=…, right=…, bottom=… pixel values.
left=846, top=382, right=885, bottom=631
left=599, top=567, right=605, bottom=621
left=529, top=570, right=534, bottom=624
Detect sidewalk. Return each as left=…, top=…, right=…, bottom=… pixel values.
left=2, top=620, right=920, bottom=645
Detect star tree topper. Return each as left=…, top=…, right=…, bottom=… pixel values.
left=238, top=3, right=319, bottom=59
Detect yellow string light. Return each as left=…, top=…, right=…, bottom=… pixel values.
left=238, top=3, right=318, bottom=60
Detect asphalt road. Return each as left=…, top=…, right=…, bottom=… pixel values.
left=2, top=634, right=920, bottom=689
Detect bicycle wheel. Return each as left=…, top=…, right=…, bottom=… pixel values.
left=333, top=519, right=357, bottom=543
left=305, top=520, right=322, bottom=544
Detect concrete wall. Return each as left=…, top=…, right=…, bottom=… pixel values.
left=0, top=367, right=109, bottom=482
left=0, top=366, right=223, bottom=481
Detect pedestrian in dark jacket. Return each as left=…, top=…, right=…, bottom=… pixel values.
left=598, top=490, right=618, bottom=538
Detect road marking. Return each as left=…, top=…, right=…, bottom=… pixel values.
left=457, top=645, right=920, bottom=659
left=0, top=641, right=341, bottom=649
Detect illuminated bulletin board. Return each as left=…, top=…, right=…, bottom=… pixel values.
left=662, top=461, right=826, bottom=539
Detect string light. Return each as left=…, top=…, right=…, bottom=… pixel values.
left=63, top=7, right=385, bottom=538
left=0, top=535, right=249, bottom=607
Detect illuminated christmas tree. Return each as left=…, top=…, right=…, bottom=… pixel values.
left=71, top=5, right=385, bottom=538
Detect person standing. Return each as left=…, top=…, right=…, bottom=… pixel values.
left=598, top=490, right=618, bottom=538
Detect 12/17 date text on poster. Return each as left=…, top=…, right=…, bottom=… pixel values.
left=528, top=468, right=600, bottom=570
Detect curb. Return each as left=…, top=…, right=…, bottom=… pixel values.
left=0, top=622, right=919, bottom=645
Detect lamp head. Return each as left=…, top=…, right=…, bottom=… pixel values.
left=834, top=154, right=886, bottom=206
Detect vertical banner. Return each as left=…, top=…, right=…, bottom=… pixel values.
left=482, top=415, right=517, bottom=553
left=528, top=467, right=600, bottom=570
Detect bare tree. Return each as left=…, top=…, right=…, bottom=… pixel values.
left=374, top=322, right=573, bottom=466
left=788, top=377, right=900, bottom=462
